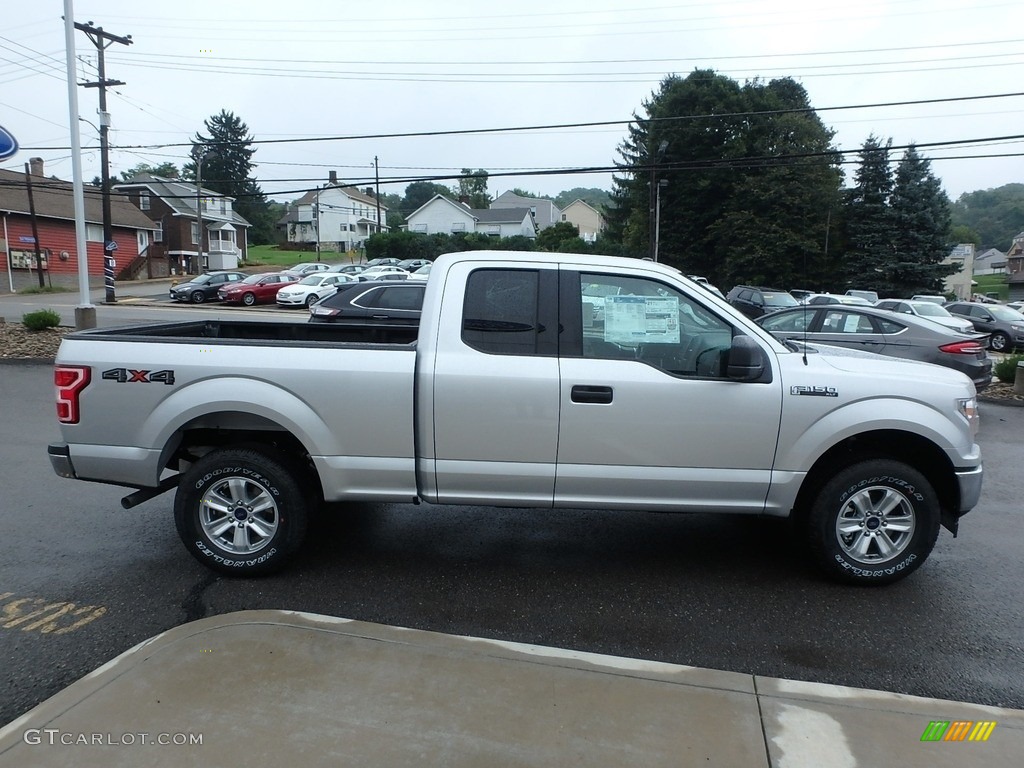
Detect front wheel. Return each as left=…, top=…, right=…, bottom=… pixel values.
left=989, top=331, right=1010, bottom=352
left=242, top=292, right=257, bottom=306
left=805, top=460, right=940, bottom=585
left=305, top=293, right=318, bottom=308
left=190, top=290, right=206, bottom=304
left=173, top=447, right=308, bottom=576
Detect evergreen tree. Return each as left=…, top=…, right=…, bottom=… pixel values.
left=842, top=136, right=897, bottom=293
left=890, top=146, right=956, bottom=294
left=605, top=70, right=841, bottom=288
left=184, top=110, right=274, bottom=244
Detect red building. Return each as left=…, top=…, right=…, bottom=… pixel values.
left=0, top=158, right=154, bottom=293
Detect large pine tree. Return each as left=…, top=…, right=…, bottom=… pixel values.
left=842, top=135, right=898, bottom=293
left=605, top=70, right=842, bottom=288
left=184, top=110, right=274, bottom=244
left=890, top=146, right=956, bottom=294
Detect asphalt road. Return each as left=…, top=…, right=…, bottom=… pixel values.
left=1, top=360, right=1023, bottom=727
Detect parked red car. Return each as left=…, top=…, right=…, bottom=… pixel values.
left=218, top=272, right=299, bottom=306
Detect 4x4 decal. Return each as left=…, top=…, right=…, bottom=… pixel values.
left=101, top=368, right=176, bottom=385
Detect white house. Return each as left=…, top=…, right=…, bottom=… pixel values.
left=559, top=199, right=605, bottom=242
left=404, top=195, right=537, bottom=239
left=491, top=191, right=560, bottom=230
left=973, top=247, right=1007, bottom=276
left=280, top=182, right=387, bottom=252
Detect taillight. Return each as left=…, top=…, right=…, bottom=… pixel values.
left=55, top=366, right=91, bottom=424
left=939, top=341, right=985, bottom=355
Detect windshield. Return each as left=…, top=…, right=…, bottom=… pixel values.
left=189, top=274, right=213, bottom=285
left=763, top=292, right=799, bottom=308
left=990, top=305, right=1024, bottom=321
left=912, top=303, right=950, bottom=317
left=240, top=274, right=264, bottom=285
left=299, top=275, right=322, bottom=286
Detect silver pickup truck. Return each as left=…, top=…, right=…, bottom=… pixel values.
left=48, top=251, right=983, bottom=584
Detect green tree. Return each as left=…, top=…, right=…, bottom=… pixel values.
left=950, top=183, right=1024, bottom=249
left=401, top=181, right=453, bottom=217
left=184, top=110, right=274, bottom=244
left=119, top=161, right=179, bottom=181
left=889, top=146, right=956, bottom=294
left=535, top=221, right=589, bottom=252
left=457, top=169, right=490, bottom=208
left=554, top=187, right=611, bottom=211
left=606, top=70, right=841, bottom=288
left=842, top=135, right=897, bottom=293
left=949, top=224, right=980, bottom=246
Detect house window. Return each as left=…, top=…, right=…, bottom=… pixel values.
left=451, top=222, right=466, bottom=232
left=191, top=222, right=199, bottom=245
left=86, top=223, right=103, bottom=242
left=154, top=221, right=163, bottom=243
left=139, top=193, right=150, bottom=211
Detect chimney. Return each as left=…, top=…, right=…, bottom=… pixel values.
left=364, top=187, right=373, bottom=197
left=29, top=157, right=44, bottom=177
left=328, top=170, right=337, bottom=185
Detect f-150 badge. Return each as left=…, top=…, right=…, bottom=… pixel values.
left=790, top=385, right=838, bottom=397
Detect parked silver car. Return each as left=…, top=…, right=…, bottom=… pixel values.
left=873, top=299, right=974, bottom=334
left=757, top=304, right=992, bottom=391
left=945, top=301, right=1024, bottom=352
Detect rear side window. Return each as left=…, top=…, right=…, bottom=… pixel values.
left=372, top=286, right=424, bottom=310
left=462, top=269, right=540, bottom=355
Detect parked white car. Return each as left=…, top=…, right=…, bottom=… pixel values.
left=276, top=272, right=354, bottom=308
left=874, top=299, right=974, bottom=334
left=358, top=266, right=410, bottom=281
left=283, top=262, right=332, bottom=278
left=407, top=263, right=433, bottom=281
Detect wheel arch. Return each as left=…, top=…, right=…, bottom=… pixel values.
left=792, top=429, right=958, bottom=527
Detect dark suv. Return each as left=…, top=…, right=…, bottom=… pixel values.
left=725, top=285, right=799, bottom=319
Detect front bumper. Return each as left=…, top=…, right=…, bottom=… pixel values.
left=276, top=294, right=308, bottom=306
left=955, top=464, right=984, bottom=514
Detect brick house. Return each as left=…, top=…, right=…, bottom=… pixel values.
left=0, top=158, right=154, bottom=293
left=115, top=173, right=250, bottom=277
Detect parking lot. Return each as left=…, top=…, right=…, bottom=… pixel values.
left=1, top=361, right=1023, bottom=728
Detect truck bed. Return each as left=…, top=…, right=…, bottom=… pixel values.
left=66, top=319, right=419, bottom=348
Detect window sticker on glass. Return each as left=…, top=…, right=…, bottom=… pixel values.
left=604, top=295, right=681, bottom=344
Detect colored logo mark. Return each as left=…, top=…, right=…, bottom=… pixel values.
left=0, top=124, right=18, bottom=160
left=921, top=720, right=997, bottom=742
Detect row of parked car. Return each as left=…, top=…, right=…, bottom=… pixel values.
left=167, top=258, right=433, bottom=309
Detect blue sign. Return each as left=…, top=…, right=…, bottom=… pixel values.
left=19, top=236, right=36, bottom=243
left=0, top=125, right=17, bottom=160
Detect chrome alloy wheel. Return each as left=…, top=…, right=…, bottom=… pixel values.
left=834, top=485, right=916, bottom=564
left=199, top=476, right=280, bottom=555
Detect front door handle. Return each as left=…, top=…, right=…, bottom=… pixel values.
left=571, top=385, right=613, bottom=404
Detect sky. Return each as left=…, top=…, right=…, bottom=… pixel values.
left=2, top=0, right=1022, bottom=206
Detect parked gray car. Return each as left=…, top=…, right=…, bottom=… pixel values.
left=757, top=304, right=992, bottom=391
left=944, top=302, right=1024, bottom=352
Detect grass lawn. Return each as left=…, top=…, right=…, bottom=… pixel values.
left=244, top=244, right=363, bottom=268
left=972, top=273, right=1009, bottom=300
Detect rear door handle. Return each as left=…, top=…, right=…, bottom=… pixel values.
left=571, top=385, right=613, bottom=404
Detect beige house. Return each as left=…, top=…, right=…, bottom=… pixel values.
left=559, top=199, right=605, bottom=243
left=943, top=243, right=975, bottom=300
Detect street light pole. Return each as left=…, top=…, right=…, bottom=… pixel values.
left=648, top=139, right=668, bottom=261
left=654, top=179, right=668, bottom=263
left=194, top=150, right=216, bottom=275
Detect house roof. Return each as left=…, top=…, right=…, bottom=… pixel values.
left=492, top=191, right=559, bottom=212
left=405, top=194, right=476, bottom=221
left=0, top=168, right=154, bottom=230
left=471, top=207, right=533, bottom=224
left=282, top=184, right=388, bottom=218
left=114, top=174, right=250, bottom=227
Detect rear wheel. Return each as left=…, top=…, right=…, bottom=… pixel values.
left=242, top=292, right=257, bottom=306
left=173, top=447, right=308, bottom=576
left=989, top=331, right=1010, bottom=352
left=805, top=460, right=939, bottom=585
left=190, top=290, right=206, bottom=304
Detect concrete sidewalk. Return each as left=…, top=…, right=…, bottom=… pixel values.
left=0, top=611, right=1020, bottom=767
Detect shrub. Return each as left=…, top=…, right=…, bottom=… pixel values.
left=22, top=309, right=61, bottom=331
left=994, top=353, right=1024, bottom=384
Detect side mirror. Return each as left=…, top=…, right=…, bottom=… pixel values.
left=727, top=335, right=766, bottom=382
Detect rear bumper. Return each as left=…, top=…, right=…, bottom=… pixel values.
left=48, top=442, right=162, bottom=489
left=48, top=443, right=75, bottom=479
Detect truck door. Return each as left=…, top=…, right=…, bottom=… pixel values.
left=427, top=263, right=561, bottom=506
left=554, top=269, right=782, bottom=513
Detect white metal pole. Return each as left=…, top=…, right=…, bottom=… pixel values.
left=3, top=215, right=12, bottom=292
left=63, top=0, right=95, bottom=326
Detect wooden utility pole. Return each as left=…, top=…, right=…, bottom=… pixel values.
left=76, top=21, right=132, bottom=303
left=23, top=164, right=45, bottom=288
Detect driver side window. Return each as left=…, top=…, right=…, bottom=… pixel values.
left=579, top=273, right=733, bottom=377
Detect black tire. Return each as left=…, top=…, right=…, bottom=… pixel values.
left=805, top=460, right=940, bottom=585
left=242, top=292, right=257, bottom=307
left=305, top=293, right=318, bottom=308
left=190, top=290, right=206, bottom=304
left=989, top=331, right=1010, bottom=352
left=173, top=447, right=308, bottom=576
